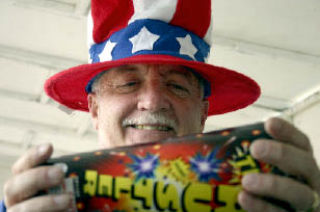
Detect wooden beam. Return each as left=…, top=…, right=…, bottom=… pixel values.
left=0, top=44, right=84, bottom=71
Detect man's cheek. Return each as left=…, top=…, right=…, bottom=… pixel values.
left=183, top=109, right=203, bottom=133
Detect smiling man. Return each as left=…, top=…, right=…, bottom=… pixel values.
left=88, top=64, right=208, bottom=147
left=2, top=0, right=320, bottom=212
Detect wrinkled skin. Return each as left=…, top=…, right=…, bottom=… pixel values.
left=2, top=64, right=320, bottom=212
left=87, top=64, right=209, bottom=148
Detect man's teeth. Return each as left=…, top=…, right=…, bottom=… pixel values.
left=130, top=125, right=171, bottom=131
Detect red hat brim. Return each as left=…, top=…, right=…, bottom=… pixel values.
left=44, top=54, right=260, bottom=116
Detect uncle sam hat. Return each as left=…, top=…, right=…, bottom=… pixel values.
left=44, top=0, right=260, bottom=115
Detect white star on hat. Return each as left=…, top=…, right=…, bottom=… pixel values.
left=176, top=34, right=198, bottom=60
left=100, top=40, right=117, bottom=62
left=129, top=26, right=160, bottom=54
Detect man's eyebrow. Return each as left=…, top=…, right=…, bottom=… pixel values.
left=165, top=69, right=195, bottom=84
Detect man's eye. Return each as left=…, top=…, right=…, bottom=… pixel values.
left=167, top=83, right=190, bottom=96
left=114, top=81, right=140, bottom=93
left=122, top=81, right=138, bottom=87
left=170, top=83, right=183, bottom=90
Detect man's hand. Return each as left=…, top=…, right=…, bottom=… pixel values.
left=3, top=143, right=72, bottom=212
left=238, top=117, right=320, bottom=212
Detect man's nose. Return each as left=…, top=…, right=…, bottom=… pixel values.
left=137, top=80, right=170, bottom=112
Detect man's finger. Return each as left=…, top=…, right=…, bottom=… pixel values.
left=7, top=194, right=72, bottom=212
left=11, top=143, right=53, bottom=175
left=250, top=139, right=320, bottom=188
left=238, top=190, right=286, bottom=212
left=241, top=173, right=314, bottom=211
left=4, top=166, right=64, bottom=207
left=265, top=117, right=311, bottom=152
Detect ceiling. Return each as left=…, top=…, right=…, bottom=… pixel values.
left=0, top=0, right=319, bottom=199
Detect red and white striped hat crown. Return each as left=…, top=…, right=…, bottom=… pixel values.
left=45, top=0, right=260, bottom=115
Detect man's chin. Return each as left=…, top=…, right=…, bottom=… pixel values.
left=124, top=127, right=176, bottom=146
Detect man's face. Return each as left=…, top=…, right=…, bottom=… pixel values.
left=88, top=64, right=209, bottom=148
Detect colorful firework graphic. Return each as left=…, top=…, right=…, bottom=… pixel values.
left=168, top=158, right=193, bottom=185
left=189, top=148, right=222, bottom=182
left=228, top=140, right=262, bottom=184
left=45, top=122, right=284, bottom=211
left=128, top=153, right=159, bottom=181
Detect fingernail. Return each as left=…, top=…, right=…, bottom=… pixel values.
left=237, top=191, right=246, bottom=205
left=251, top=140, right=268, bottom=158
left=48, top=166, right=64, bottom=183
left=37, top=143, right=50, bottom=156
left=53, top=194, right=71, bottom=208
left=272, top=118, right=283, bottom=131
left=242, top=174, right=258, bottom=190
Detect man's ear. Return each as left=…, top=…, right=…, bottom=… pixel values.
left=87, top=93, right=99, bottom=130
left=200, top=100, right=209, bottom=130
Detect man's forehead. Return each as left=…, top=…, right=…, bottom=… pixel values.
left=106, top=64, right=196, bottom=79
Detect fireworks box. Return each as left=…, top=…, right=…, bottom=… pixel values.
left=44, top=122, right=295, bottom=212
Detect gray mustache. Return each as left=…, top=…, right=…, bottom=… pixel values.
left=122, top=113, right=177, bottom=131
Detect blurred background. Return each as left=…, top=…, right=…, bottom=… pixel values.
left=0, top=0, right=319, bottom=199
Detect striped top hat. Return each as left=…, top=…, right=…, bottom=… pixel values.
left=45, top=0, right=260, bottom=115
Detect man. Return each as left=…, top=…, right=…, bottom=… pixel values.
left=2, top=0, right=320, bottom=211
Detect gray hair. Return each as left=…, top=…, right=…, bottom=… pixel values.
left=91, top=71, right=108, bottom=94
